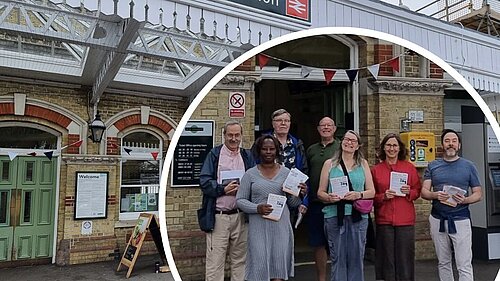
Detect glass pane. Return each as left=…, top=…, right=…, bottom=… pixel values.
left=122, top=132, right=160, bottom=149
left=0, top=127, right=57, bottom=149
left=0, top=191, right=7, bottom=224
left=120, top=187, right=158, bottom=213
left=121, top=160, right=159, bottom=185
left=26, top=162, right=34, bottom=182
left=23, top=191, right=32, bottom=223
left=1, top=161, right=9, bottom=181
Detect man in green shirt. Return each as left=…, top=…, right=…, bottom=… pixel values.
left=305, top=117, right=340, bottom=281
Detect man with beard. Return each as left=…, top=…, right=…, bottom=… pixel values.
left=199, top=120, right=256, bottom=281
left=421, top=129, right=482, bottom=281
left=305, top=117, right=339, bottom=281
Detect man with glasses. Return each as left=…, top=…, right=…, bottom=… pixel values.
left=421, top=129, right=482, bottom=281
left=305, top=117, right=339, bottom=281
left=199, top=120, right=256, bottom=281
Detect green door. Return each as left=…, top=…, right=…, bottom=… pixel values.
left=0, top=156, right=56, bottom=261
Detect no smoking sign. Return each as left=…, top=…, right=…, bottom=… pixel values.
left=229, top=92, right=245, bottom=118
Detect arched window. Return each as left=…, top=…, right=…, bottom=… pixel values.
left=120, top=131, right=162, bottom=220
left=0, top=126, right=58, bottom=149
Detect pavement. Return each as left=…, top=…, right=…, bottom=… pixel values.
left=0, top=253, right=499, bottom=280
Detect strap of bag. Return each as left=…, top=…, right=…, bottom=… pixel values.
left=339, top=160, right=354, bottom=192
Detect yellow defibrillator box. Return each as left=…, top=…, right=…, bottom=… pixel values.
left=400, top=132, right=435, bottom=167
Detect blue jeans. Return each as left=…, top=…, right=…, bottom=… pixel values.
left=324, top=216, right=368, bottom=281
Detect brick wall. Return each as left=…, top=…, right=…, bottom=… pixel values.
left=0, top=79, right=187, bottom=265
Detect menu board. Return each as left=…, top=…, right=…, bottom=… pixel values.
left=74, top=172, right=108, bottom=219
left=171, top=120, right=214, bottom=187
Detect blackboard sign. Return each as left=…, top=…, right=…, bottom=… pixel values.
left=117, top=213, right=166, bottom=278
left=171, top=120, right=214, bottom=187
left=226, top=0, right=311, bottom=22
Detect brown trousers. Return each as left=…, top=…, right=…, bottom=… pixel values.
left=375, top=225, right=415, bottom=281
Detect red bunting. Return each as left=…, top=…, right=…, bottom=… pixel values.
left=72, top=140, right=83, bottom=148
left=151, top=152, right=159, bottom=160
left=258, top=54, right=270, bottom=69
left=28, top=152, right=37, bottom=156
left=388, top=57, right=400, bottom=73
left=323, top=70, right=336, bottom=85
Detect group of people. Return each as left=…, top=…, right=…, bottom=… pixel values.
left=198, top=109, right=482, bottom=281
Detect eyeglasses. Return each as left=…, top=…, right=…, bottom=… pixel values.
left=318, top=124, right=334, bottom=128
left=342, top=137, right=358, bottom=144
left=273, top=119, right=291, bottom=124
left=385, top=144, right=399, bottom=148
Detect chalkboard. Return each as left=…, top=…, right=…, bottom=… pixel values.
left=117, top=213, right=166, bottom=278
left=171, top=120, right=214, bottom=187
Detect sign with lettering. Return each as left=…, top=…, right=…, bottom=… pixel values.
left=171, top=120, right=215, bottom=187
left=117, top=213, right=167, bottom=278
left=74, top=172, right=108, bottom=219
left=226, top=0, right=310, bottom=22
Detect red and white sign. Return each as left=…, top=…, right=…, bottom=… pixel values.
left=286, top=0, right=309, bottom=21
left=229, top=92, right=245, bottom=118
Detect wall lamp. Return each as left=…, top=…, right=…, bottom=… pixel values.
left=89, top=111, right=106, bottom=143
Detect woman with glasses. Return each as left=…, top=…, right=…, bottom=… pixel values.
left=371, top=133, right=421, bottom=281
left=317, top=130, right=375, bottom=281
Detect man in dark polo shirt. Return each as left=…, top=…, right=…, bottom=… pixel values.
left=305, top=116, right=340, bottom=281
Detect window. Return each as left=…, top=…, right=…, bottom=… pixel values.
left=0, top=126, right=57, bottom=149
left=119, top=132, right=162, bottom=220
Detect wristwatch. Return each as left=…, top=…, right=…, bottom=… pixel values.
left=360, top=191, right=364, bottom=199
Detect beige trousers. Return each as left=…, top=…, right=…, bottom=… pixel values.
left=205, top=212, right=247, bottom=281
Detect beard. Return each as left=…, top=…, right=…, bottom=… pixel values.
left=444, top=147, right=458, bottom=158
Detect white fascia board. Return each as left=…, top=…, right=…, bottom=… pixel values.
left=114, top=68, right=186, bottom=89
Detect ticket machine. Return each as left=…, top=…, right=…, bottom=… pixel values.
left=461, top=106, right=500, bottom=260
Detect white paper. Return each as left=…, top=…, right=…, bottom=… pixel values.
left=330, top=176, right=349, bottom=198
left=81, top=221, right=92, bottom=235
left=442, top=185, right=466, bottom=207
left=390, top=172, right=408, bottom=196
left=263, top=193, right=287, bottom=221
left=294, top=212, right=303, bottom=229
left=282, top=168, right=309, bottom=196
left=219, top=170, right=245, bottom=186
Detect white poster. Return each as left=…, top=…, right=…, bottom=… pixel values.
left=75, top=172, right=108, bottom=219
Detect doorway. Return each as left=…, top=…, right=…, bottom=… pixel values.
left=0, top=156, right=56, bottom=263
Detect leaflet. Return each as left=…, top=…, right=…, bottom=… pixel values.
left=390, top=171, right=408, bottom=196
left=219, top=170, right=245, bottom=187
left=262, top=193, right=287, bottom=221
left=282, top=168, right=309, bottom=197
left=441, top=185, right=466, bottom=207
left=330, top=176, right=349, bottom=198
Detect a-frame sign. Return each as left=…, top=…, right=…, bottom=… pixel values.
left=117, top=213, right=167, bottom=278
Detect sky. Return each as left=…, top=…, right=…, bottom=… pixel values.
left=380, top=0, right=440, bottom=14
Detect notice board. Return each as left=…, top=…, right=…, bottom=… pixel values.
left=117, top=213, right=166, bottom=278
left=74, top=172, right=108, bottom=219
left=171, top=120, right=214, bottom=187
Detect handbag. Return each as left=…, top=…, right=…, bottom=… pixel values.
left=339, top=160, right=373, bottom=214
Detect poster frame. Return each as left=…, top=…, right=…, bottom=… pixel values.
left=74, top=171, right=109, bottom=220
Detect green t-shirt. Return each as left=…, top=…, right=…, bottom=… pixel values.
left=306, top=140, right=340, bottom=203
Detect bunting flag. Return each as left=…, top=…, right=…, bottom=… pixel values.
left=28, top=152, right=37, bottom=156
left=323, top=70, right=336, bottom=85
left=61, top=139, right=83, bottom=151
left=8, top=152, right=17, bottom=161
left=367, top=64, right=380, bottom=79
left=257, top=50, right=409, bottom=84
left=124, top=148, right=132, bottom=155
left=109, top=142, right=119, bottom=148
left=388, top=57, right=400, bottom=73
left=44, top=151, right=53, bottom=160
left=151, top=151, right=159, bottom=160
left=258, top=54, right=269, bottom=69
left=345, top=69, right=359, bottom=83
left=278, top=61, right=291, bottom=72
left=300, top=66, right=312, bottom=78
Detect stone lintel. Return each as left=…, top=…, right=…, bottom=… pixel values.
left=369, top=77, right=453, bottom=95
left=62, top=155, right=121, bottom=164
left=215, top=71, right=262, bottom=90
